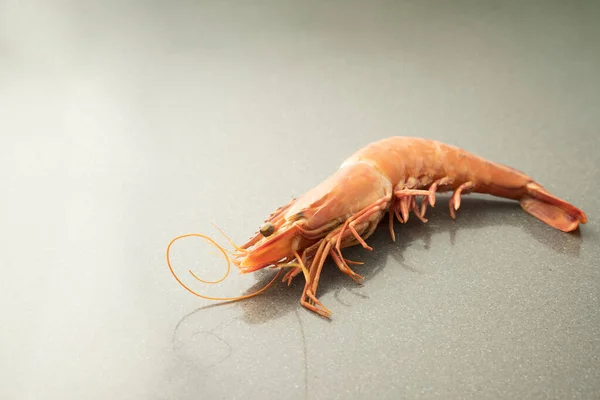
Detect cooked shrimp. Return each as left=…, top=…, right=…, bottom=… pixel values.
left=169, top=137, right=587, bottom=318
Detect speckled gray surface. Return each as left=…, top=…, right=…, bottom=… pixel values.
left=1, top=1, right=599, bottom=399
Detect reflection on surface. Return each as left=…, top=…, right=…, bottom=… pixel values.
left=172, top=311, right=236, bottom=369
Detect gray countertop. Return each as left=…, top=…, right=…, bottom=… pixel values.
left=1, top=1, right=599, bottom=399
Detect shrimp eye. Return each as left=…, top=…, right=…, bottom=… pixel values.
left=259, top=223, right=275, bottom=237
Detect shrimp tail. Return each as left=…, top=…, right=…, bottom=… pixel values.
left=520, top=182, right=587, bottom=232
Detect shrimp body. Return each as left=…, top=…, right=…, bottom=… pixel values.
left=209, top=137, right=587, bottom=317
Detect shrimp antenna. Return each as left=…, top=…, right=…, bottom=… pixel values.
left=211, top=222, right=248, bottom=256
left=166, top=233, right=281, bottom=302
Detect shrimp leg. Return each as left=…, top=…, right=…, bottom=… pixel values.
left=301, top=225, right=365, bottom=317
left=329, top=239, right=367, bottom=284
left=300, top=197, right=390, bottom=317
left=393, top=190, right=433, bottom=223
left=329, top=197, right=393, bottom=285
left=334, top=195, right=392, bottom=253
left=388, top=177, right=454, bottom=235
left=282, top=266, right=303, bottom=285
left=449, top=181, right=474, bottom=219
left=416, top=177, right=453, bottom=220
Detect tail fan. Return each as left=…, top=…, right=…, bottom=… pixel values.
left=520, top=183, right=587, bottom=232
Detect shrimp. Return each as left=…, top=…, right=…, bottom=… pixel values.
left=168, top=137, right=587, bottom=318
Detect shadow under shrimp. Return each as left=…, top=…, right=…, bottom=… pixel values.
left=174, top=195, right=583, bottom=329
left=438, top=194, right=583, bottom=257
left=234, top=195, right=583, bottom=323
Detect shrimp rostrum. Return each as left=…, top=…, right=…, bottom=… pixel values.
left=175, top=137, right=587, bottom=318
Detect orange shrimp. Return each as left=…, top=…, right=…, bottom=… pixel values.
left=169, top=137, right=587, bottom=318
